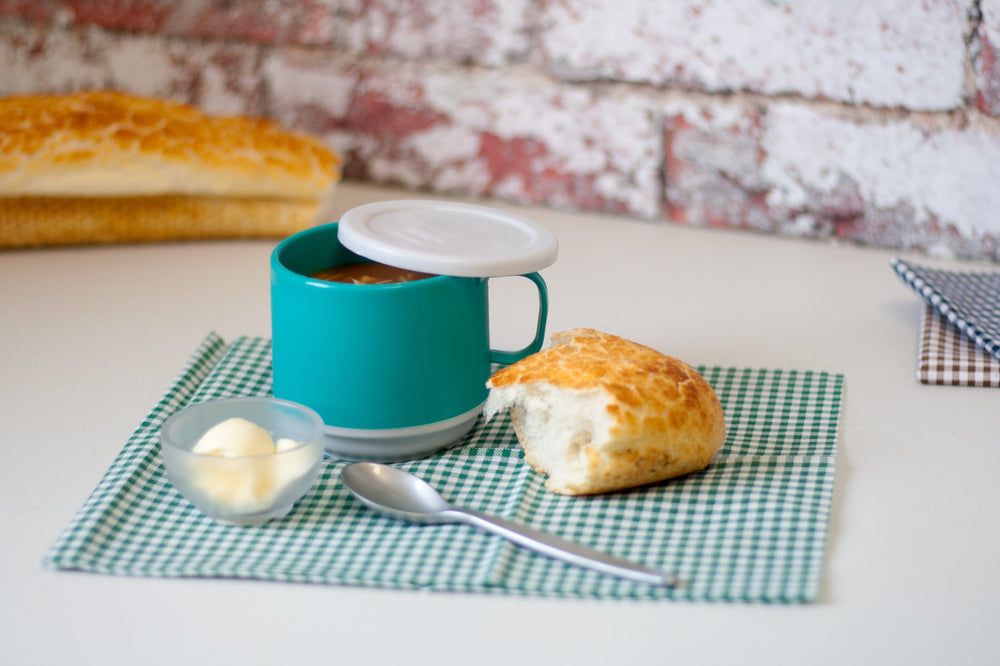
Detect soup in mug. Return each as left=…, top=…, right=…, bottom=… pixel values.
left=309, top=261, right=437, bottom=285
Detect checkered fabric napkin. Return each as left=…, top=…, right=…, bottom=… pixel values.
left=891, top=258, right=1000, bottom=387
left=892, top=258, right=1000, bottom=359
left=917, top=306, right=1000, bottom=387
left=45, top=334, right=844, bottom=603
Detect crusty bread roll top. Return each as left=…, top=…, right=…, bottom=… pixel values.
left=0, top=90, right=338, bottom=199
left=485, top=328, right=726, bottom=496
left=0, top=90, right=341, bottom=248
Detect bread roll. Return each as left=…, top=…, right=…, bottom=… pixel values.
left=0, top=90, right=341, bottom=248
left=485, top=328, right=726, bottom=495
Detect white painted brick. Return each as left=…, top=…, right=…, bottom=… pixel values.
left=3, top=7, right=997, bottom=260
left=540, top=0, right=969, bottom=111
left=264, top=50, right=357, bottom=118
left=762, top=105, right=1000, bottom=240
left=264, top=53, right=662, bottom=216
left=661, top=96, right=1000, bottom=260
left=0, top=20, right=262, bottom=114
left=0, top=23, right=109, bottom=94
left=338, top=0, right=533, bottom=66
left=661, top=98, right=772, bottom=230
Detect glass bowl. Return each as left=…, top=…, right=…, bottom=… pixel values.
left=160, top=397, right=325, bottom=525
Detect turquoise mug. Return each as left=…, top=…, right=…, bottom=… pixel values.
left=270, top=222, right=549, bottom=461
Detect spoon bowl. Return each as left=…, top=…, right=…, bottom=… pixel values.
left=339, top=462, right=679, bottom=587
left=340, top=462, right=452, bottom=522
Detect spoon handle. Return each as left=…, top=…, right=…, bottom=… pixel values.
left=453, top=508, right=679, bottom=587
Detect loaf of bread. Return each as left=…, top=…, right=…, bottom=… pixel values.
left=485, top=328, right=726, bottom=495
left=0, top=90, right=341, bottom=248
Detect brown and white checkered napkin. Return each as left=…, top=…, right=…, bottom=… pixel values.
left=892, top=258, right=1000, bottom=388
left=918, top=305, right=1000, bottom=387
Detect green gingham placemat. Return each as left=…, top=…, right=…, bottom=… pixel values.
left=45, top=333, right=844, bottom=602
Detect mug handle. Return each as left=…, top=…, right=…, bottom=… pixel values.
left=490, top=272, right=548, bottom=366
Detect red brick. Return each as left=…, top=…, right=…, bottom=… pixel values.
left=663, top=107, right=771, bottom=230
left=55, top=0, right=174, bottom=32
left=175, top=0, right=335, bottom=45
left=0, top=0, right=68, bottom=23
left=0, top=0, right=531, bottom=57
left=264, top=53, right=661, bottom=216
left=0, top=0, right=336, bottom=45
left=977, top=0, right=1000, bottom=117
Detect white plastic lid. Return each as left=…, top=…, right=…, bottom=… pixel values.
left=337, top=200, right=558, bottom=277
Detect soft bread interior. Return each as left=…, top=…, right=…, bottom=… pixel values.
left=485, top=383, right=614, bottom=491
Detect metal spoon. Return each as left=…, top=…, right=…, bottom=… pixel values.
left=340, top=462, right=679, bottom=587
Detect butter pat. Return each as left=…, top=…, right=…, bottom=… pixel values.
left=192, top=417, right=276, bottom=456
left=190, top=417, right=310, bottom=514
left=275, top=437, right=301, bottom=452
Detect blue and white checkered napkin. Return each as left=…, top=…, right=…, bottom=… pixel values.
left=45, top=334, right=844, bottom=602
left=892, top=258, right=1000, bottom=387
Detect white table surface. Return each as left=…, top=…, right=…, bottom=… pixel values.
left=3, top=182, right=998, bottom=665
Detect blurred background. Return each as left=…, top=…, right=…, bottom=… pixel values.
left=2, top=0, right=997, bottom=262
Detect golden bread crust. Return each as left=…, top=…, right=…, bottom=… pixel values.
left=0, top=90, right=340, bottom=199
left=488, top=328, right=726, bottom=495
left=0, top=196, right=322, bottom=248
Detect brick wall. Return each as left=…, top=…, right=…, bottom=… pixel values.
left=2, top=0, right=999, bottom=262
